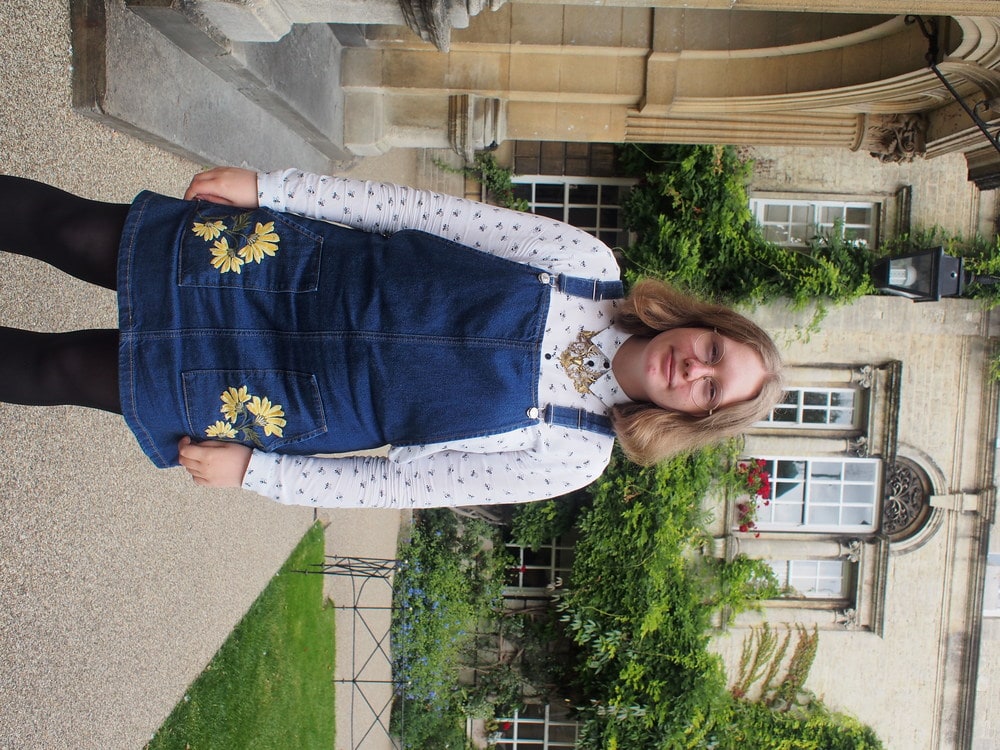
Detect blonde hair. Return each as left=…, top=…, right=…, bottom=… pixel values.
left=611, top=280, right=784, bottom=465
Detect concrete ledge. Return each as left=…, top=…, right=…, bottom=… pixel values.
left=71, top=0, right=354, bottom=171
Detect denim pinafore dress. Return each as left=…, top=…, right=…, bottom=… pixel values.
left=117, top=192, right=619, bottom=469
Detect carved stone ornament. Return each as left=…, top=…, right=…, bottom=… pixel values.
left=836, top=608, right=859, bottom=630
left=852, top=365, right=874, bottom=390
left=849, top=435, right=869, bottom=458
left=401, top=0, right=508, bottom=52
left=881, top=459, right=932, bottom=541
left=839, top=539, right=863, bottom=564
left=859, top=114, right=928, bottom=163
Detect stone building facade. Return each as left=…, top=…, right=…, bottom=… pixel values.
left=95, top=1, right=1000, bottom=188
left=483, top=143, right=998, bottom=748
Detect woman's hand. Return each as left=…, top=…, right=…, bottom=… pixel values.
left=177, top=437, right=253, bottom=487
left=184, top=167, right=259, bottom=208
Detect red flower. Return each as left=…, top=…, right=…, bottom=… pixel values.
left=739, top=524, right=749, bottom=533
left=501, top=721, right=512, bottom=731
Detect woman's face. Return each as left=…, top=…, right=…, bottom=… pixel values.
left=637, top=327, right=767, bottom=415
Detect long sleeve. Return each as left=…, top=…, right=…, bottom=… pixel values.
left=257, top=169, right=619, bottom=279
left=244, top=428, right=612, bottom=509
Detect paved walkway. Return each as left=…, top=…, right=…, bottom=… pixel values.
left=0, top=3, right=452, bottom=747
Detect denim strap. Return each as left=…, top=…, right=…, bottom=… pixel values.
left=554, top=274, right=625, bottom=301
left=543, top=404, right=616, bottom=437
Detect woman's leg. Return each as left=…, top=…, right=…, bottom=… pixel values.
left=0, top=175, right=128, bottom=290
left=0, top=328, right=120, bottom=413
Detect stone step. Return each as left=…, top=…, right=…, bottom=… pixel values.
left=71, top=0, right=355, bottom=172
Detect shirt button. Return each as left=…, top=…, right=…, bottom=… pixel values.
left=537, top=272, right=551, bottom=284
left=526, top=407, right=540, bottom=419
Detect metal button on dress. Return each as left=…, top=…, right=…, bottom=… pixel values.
left=526, top=407, right=540, bottom=419
left=537, top=272, right=551, bottom=284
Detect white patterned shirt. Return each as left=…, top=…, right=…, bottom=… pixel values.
left=242, top=168, right=633, bottom=508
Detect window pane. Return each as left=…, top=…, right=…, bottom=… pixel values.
left=841, top=505, right=874, bottom=526
left=774, top=483, right=804, bottom=504
left=602, top=185, right=623, bottom=203
left=807, top=504, right=841, bottom=525
left=764, top=204, right=789, bottom=222
left=811, top=462, right=843, bottom=480
left=774, top=502, right=804, bottom=523
left=845, top=462, right=877, bottom=481
left=778, top=460, right=805, bottom=479
left=830, top=408, right=854, bottom=425
left=772, top=406, right=798, bottom=422
left=811, top=483, right=841, bottom=503
left=512, top=184, right=532, bottom=201
left=568, top=207, right=597, bottom=227
left=568, top=184, right=598, bottom=203
left=535, top=184, right=564, bottom=203
left=845, top=206, right=873, bottom=224
left=791, top=204, right=811, bottom=222
left=765, top=225, right=789, bottom=243
left=802, top=409, right=827, bottom=424
left=803, top=391, right=829, bottom=406
left=820, top=205, right=845, bottom=223
left=600, top=208, right=619, bottom=227
left=830, top=391, right=855, bottom=407
left=843, top=483, right=875, bottom=504
left=536, top=206, right=563, bottom=220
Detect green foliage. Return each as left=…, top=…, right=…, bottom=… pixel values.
left=561, top=445, right=780, bottom=747
left=147, top=523, right=336, bottom=750
left=389, top=452, right=883, bottom=749
left=617, top=144, right=876, bottom=317
left=720, top=700, right=884, bottom=750
left=390, top=509, right=513, bottom=749
left=435, top=152, right=530, bottom=211
left=509, top=491, right=585, bottom=551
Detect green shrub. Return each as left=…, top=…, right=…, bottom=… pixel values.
left=618, top=144, right=876, bottom=318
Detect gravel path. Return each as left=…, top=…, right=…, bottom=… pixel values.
left=0, top=3, right=408, bottom=747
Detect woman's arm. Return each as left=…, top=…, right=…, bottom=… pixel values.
left=242, top=439, right=612, bottom=509
left=258, top=169, right=619, bottom=276
left=176, top=430, right=612, bottom=508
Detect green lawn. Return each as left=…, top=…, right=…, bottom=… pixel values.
left=146, top=522, right=336, bottom=750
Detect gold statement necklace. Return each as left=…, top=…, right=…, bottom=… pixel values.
left=559, top=330, right=610, bottom=395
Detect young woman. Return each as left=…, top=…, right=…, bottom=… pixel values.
left=0, top=167, right=783, bottom=509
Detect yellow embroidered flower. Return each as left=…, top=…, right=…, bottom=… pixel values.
left=192, top=220, right=226, bottom=240
left=219, top=385, right=251, bottom=422
left=239, top=221, right=280, bottom=263
left=210, top=237, right=244, bottom=274
left=205, top=420, right=238, bottom=438
left=247, top=396, right=286, bottom=437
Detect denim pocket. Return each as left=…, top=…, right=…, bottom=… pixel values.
left=182, top=369, right=327, bottom=452
left=178, top=203, right=323, bottom=292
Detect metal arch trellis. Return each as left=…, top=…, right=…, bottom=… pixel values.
left=906, top=14, right=1000, bottom=158
left=298, top=555, right=405, bottom=750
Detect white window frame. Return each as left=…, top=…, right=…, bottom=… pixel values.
left=770, top=559, right=851, bottom=599
left=753, top=457, right=881, bottom=533
left=759, top=386, right=860, bottom=430
left=750, top=197, right=879, bottom=248
left=493, top=705, right=580, bottom=748
left=505, top=540, right=574, bottom=592
left=511, top=176, right=635, bottom=246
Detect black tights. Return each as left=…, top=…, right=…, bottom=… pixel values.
left=1, top=175, right=128, bottom=413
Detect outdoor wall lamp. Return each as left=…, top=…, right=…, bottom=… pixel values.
left=872, top=247, right=1000, bottom=302
left=871, top=247, right=965, bottom=301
